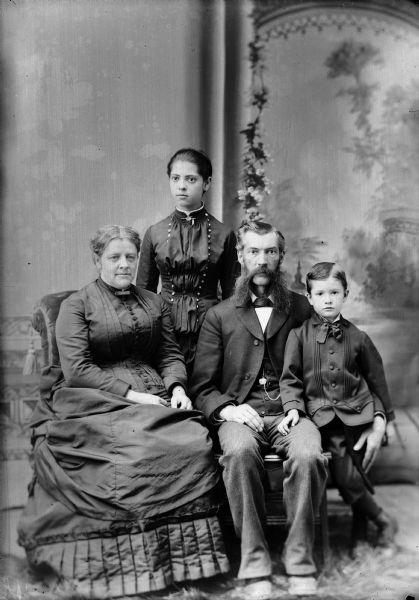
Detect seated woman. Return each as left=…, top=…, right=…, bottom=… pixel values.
left=18, top=225, right=229, bottom=597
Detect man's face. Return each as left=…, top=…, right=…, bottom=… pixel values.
left=238, top=231, right=281, bottom=287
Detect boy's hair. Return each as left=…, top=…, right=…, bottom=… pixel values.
left=166, top=148, right=212, bottom=181
left=236, top=220, right=286, bottom=258
left=306, top=262, right=348, bottom=293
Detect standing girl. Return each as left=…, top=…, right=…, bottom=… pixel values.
left=137, top=148, right=237, bottom=370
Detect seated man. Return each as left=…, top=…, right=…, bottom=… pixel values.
left=191, top=220, right=329, bottom=599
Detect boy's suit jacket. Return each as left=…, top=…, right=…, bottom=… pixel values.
left=280, top=314, right=395, bottom=427
left=191, top=292, right=311, bottom=420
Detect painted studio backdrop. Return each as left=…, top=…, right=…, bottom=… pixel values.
left=1, top=0, right=419, bottom=557
left=253, top=2, right=419, bottom=408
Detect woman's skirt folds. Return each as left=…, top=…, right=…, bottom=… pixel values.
left=18, top=388, right=229, bottom=596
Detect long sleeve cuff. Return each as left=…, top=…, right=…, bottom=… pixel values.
left=167, top=381, right=186, bottom=396
left=281, top=398, right=306, bottom=415
left=374, top=410, right=387, bottom=424
left=164, top=374, right=188, bottom=396
left=210, top=402, right=237, bottom=425
left=113, top=380, right=131, bottom=397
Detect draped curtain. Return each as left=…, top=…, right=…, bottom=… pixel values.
left=1, top=0, right=251, bottom=318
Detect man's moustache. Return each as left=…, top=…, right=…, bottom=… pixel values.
left=249, top=267, right=274, bottom=277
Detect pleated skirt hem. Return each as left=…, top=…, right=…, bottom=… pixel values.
left=25, top=514, right=230, bottom=598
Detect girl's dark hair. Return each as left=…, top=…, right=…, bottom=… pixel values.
left=306, top=262, right=348, bottom=292
left=90, top=225, right=141, bottom=260
left=166, top=148, right=212, bottom=181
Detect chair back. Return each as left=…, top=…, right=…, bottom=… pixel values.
left=32, top=291, right=76, bottom=369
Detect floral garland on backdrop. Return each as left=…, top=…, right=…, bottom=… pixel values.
left=236, top=30, right=271, bottom=222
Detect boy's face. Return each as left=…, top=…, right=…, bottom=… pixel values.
left=307, top=275, right=348, bottom=322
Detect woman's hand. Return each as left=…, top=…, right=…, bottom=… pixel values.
left=126, top=390, right=164, bottom=406
left=277, top=409, right=300, bottom=435
left=170, top=386, right=192, bottom=410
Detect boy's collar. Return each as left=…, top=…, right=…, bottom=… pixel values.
left=311, top=312, right=349, bottom=327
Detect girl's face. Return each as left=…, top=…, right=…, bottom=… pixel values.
left=169, top=160, right=211, bottom=212
left=307, top=275, right=348, bottom=322
left=95, top=238, right=138, bottom=289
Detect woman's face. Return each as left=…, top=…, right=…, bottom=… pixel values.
left=169, top=160, right=211, bottom=211
left=95, top=238, right=138, bottom=289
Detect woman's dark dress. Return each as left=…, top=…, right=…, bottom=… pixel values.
left=18, top=279, right=229, bottom=597
left=137, top=205, right=237, bottom=366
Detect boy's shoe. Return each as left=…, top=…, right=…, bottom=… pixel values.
left=374, top=510, right=398, bottom=553
left=288, top=575, right=318, bottom=596
left=350, top=510, right=369, bottom=558
left=235, top=577, right=272, bottom=600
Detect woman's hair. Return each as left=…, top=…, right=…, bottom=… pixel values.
left=236, top=220, right=286, bottom=260
left=90, top=225, right=141, bottom=259
left=166, top=148, right=212, bottom=181
left=306, top=262, right=348, bottom=293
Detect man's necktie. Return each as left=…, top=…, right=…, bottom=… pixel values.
left=253, top=297, right=273, bottom=308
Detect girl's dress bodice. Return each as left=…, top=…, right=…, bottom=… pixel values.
left=137, top=205, right=237, bottom=363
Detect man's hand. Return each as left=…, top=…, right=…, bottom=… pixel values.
left=219, top=404, right=264, bottom=432
left=353, top=415, right=386, bottom=473
left=277, top=409, right=300, bottom=435
left=170, top=386, right=192, bottom=410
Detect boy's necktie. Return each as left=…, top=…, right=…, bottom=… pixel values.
left=316, top=320, right=343, bottom=343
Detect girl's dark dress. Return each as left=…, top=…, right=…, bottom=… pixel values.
left=137, top=205, right=237, bottom=366
left=18, top=279, right=229, bottom=597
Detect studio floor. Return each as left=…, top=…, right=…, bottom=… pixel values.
left=1, top=484, right=418, bottom=600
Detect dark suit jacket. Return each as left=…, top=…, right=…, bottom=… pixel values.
left=191, top=292, right=311, bottom=421
left=280, top=314, right=395, bottom=427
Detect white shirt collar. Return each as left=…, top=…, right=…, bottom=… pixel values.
left=250, top=292, right=273, bottom=333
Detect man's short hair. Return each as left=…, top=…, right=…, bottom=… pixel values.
left=236, top=220, right=286, bottom=257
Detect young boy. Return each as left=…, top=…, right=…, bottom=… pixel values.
left=278, top=262, right=397, bottom=554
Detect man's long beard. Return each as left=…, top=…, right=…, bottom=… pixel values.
left=233, top=267, right=292, bottom=313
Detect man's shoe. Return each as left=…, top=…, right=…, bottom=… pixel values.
left=374, top=510, right=398, bottom=553
left=240, top=577, right=272, bottom=600
left=288, top=575, right=318, bottom=596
